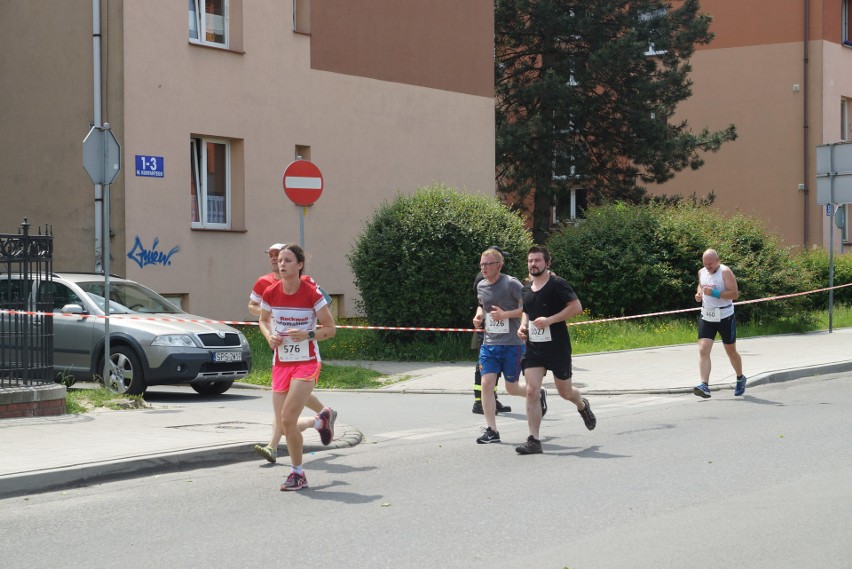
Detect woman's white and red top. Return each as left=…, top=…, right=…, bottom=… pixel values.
left=260, top=279, right=327, bottom=366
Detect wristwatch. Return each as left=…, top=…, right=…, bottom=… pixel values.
left=308, top=331, right=315, bottom=340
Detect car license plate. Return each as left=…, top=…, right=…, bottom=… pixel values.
left=213, top=351, right=242, bottom=363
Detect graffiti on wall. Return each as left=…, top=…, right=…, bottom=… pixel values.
left=127, top=236, right=180, bottom=268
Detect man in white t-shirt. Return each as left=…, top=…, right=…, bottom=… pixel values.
left=693, top=249, right=747, bottom=398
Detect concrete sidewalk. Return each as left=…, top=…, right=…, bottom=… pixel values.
left=357, top=327, right=852, bottom=396
left=1, top=328, right=850, bottom=499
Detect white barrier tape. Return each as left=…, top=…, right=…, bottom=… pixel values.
left=2, top=281, right=850, bottom=331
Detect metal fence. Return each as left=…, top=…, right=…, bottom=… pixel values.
left=0, top=218, right=54, bottom=388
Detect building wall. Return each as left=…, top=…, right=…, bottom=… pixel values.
left=0, top=1, right=124, bottom=270
left=648, top=0, right=852, bottom=250
left=310, top=0, right=493, bottom=98
left=1, top=1, right=495, bottom=322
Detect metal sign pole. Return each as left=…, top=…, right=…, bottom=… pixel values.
left=829, top=204, right=835, bottom=333
left=103, top=133, right=113, bottom=388
left=828, top=146, right=835, bottom=334
left=299, top=206, right=306, bottom=249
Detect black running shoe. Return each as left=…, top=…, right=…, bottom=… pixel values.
left=472, top=401, right=484, bottom=414
left=540, top=388, right=548, bottom=417
left=515, top=435, right=543, bottom=455
left=476, top=427, right=501, bottom=444
left=495, top=398, right=512, bottom=414
left=579, top=398, right=596, bottom=430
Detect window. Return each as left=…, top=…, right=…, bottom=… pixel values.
left=552, top=120, right=578, bottom=182
left=39, top=282, right=84, bottom=312
left=639, top=7, right=668, bottom=56
left=293, top=0, right=310, bottom=34
left=191, top=137, right=231, bottom=229
left=161, top=294, right=186, bottom=311
left=549, top=188, right=587, bottom=227
left=295, top=145, right=311, bottom=161
left=844, top=0, right=852, bottom=46
left=842, top=98, right=850, bottom=141
left=189, top=0, right=228, bottom=47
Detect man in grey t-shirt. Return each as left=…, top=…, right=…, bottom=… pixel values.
left=472, top=248, right=530, bottom=445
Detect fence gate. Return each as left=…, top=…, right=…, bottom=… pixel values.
left=0, top=218, right=54, bottom=388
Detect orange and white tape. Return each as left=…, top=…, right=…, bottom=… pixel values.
left=1, top=281, right=850, bottom=331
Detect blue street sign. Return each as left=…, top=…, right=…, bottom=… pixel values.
left=135, top=155, right=164, bottom=177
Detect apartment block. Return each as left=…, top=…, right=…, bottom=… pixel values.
left=0, top=1, right=495, bottom=320
left=651, top=0, right=852, bottom=250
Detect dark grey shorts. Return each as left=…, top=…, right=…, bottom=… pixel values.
left=698, top=313, right=737, bottom=344
left=521, top=349, right=572, bottom=380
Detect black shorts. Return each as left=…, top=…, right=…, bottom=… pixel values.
left=698, top=313, right=737, bottom=345
left=521, top=349, right=573, bottom=380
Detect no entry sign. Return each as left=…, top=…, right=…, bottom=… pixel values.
left=282, top=160, right=324, bottom=206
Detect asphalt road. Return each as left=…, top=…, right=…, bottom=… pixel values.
left=2, top=373, right=850, bottom=569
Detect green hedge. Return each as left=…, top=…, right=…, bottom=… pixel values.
left=546, top=203, right=812, bottom=323
left=795, top=247, right=852, bottom=308
left=544, top=203, right=682, bottom=316
left=348, top=184, right=533, bottom=332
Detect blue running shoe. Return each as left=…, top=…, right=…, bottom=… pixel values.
left=734, top=375, right=747, bottom=396
left=693, top=383, right=711, bottom=399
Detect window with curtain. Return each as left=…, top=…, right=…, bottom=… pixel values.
left=190, top=137, right=230, bottom=229
left=189, top=0, right=228, bottom=47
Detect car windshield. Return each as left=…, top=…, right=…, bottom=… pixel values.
left=78, top=281, right=183, bottom=314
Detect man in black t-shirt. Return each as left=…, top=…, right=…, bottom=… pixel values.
left=516, top=246, right=596, bottom=455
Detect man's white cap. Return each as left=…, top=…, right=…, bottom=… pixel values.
left=266, top=243, right=287, bottom=252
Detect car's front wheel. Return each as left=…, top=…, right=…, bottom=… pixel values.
left=191, top=380, right=234, bottom=396
left=100, top=346, right=147, bottom=396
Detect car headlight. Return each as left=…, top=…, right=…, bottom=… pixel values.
left=238, top=331, right=249, bottom=348
left=152, top=334, right=196, bottom=347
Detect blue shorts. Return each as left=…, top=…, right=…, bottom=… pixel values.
left=478, top=344, right=524, bottom=383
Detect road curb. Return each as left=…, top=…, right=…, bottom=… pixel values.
left=332, top=360, right=852, bottom=396
left=0, top=426, right=363, bottom=500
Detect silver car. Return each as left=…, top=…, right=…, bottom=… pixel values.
left=12, top=273, right=252, bottom=396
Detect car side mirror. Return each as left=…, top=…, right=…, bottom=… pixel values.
left=60, top=303, right=85, bottom=314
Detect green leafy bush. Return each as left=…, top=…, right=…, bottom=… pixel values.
left=348, top=184, right=533, bottom=333
left=795, top=247, right=852, bottom=308
left=546, top=203, right=811, bottom=323
left=545, top=203, right=682, bottom=316
left=657, top=205, right=810, bottom=323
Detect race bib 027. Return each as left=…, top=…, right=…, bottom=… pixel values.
left=528, top=324, right=552, bottom=342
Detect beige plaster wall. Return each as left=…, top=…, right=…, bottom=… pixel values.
left=648, top=41, right=815, bottom=246
left=652, top=31, right=852, bottom=250
left=118, top=1, right=494, bottom=321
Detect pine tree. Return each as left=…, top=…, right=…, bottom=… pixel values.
left=495, top=0, right=737, bottom=242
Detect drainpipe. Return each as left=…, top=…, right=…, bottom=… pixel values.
left=802, top=0, right=810, bottom=246
left=93, top=0, right=104, bottom=272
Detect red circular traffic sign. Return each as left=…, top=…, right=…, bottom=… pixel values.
left=282, top=160, right=324, bottom=206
